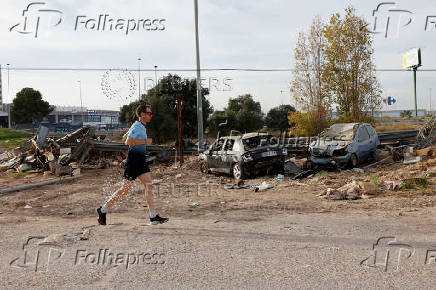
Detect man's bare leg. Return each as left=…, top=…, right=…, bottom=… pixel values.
left=96, top=179, right=134, bottom=225
left=104, top=179, right=134, bottom=209
left=138, top=172, right=168, bottom=224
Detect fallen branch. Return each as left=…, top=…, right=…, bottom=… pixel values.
left=0, top=175, right=82, bottom=195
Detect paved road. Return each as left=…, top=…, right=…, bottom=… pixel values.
left=1, top=209, right=436, bottom=289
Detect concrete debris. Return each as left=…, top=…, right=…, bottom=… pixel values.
left=384, top=180, right=402, bottom=191
left=352, top=168, right=364, bottom=174
left=79, top=229, right=90, bottom=240
left=321, top=180, right=380, bottom=200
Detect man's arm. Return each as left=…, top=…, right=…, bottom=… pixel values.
left=125, top=136, right=146, bottom=146
left=122, top=133, right=128, bottom=143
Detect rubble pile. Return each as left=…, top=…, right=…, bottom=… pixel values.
left=0, top=126, right=125, bottom=176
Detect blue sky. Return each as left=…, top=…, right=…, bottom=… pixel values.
left=1, top=0, right=436, bottom=113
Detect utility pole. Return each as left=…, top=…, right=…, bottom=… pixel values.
left=177, top=96, right=184, bottom=165
left=154, top=65, right=158, bottom=88
left=194, top=0, right=203, bottom=151
left=78, top=80, right=84, bottom=124
left=430, top=88, right=433, bottom=116
left=138, top=58, right=142, bottom=100
left=7, top=64, right=11, bottom=128
left=280, top=90, right=284, bottom=105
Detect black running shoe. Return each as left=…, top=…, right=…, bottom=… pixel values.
left=150, top=214, right=168, bottom=225
left=96, top=207, right=106, bottom=225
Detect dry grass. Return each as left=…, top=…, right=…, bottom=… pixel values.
left=375, top=123, right=419, bottom=132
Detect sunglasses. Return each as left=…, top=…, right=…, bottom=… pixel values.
left=145, top=111, right=153, bottom=116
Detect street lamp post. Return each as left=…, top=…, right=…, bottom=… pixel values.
left=138, top=58, right=142, bottom=100
left=78, top=80, right=84, bottom=124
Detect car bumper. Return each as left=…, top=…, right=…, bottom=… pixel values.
left=243, top=157, right=284, bottom=170
left=308, top=153, right=351, bottom=168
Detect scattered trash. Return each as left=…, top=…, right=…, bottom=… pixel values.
left=254, top=181, right=274, bottom=192
left=176, top=173, right=182, bottom=178
left=188, top=202, right=199, bottom=208
left=274, top=174, right=284, bottom=181
left=24, top=204, right=32, bottom=209
left=18, top=163, right=32, bottom=172
left=403, top=156, right=422, bottom=165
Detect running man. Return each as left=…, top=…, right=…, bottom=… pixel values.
left=96, top=104, right=168, bottom=225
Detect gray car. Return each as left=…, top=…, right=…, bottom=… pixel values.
left=307, top=123, right=380, bottom=169
left=199, top=133, right=287, bottom=179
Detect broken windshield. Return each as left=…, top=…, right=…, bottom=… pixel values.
left=242, top=135, right=277, bottom=150
left=319, top=124, right=356, bottom=141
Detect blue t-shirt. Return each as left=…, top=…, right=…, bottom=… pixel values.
left=126, top=121, right=147, bottom=152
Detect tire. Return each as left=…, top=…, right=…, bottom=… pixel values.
left=349, top=153, right=358, bottom=168
left=200, top=161, right=209, bottom=174
left=232, top=163, right=245, bottom=180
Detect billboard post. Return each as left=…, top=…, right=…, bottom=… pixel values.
left=403, top=48, right=422, bottom=117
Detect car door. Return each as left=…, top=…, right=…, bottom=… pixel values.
left=208, top=139, right=225, bottom=170
left=355, top=125, right=372, bottom=161
left=222, top=139, right=236, bottom=174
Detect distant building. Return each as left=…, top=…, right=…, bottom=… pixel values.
left=0, top=104, right=123, bottom=129
left=45, top=106, right=122, bottom=128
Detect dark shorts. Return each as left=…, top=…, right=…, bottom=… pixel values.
left=123, top=150, right=150, bottom=181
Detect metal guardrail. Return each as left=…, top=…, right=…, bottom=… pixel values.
left=282, top=130, right=421, bottom=151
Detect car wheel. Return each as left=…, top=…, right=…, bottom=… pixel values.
left=200, top=161, right=209, bottom=174
left=349, top=153, right=358, bottom=168
left=232, top=163, right=245, bottom=180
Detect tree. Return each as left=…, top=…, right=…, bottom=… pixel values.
left=290, top=16, right=332, bottom=136
left=207, top=94, right=264, bottom=136
left=226, top=94, right=264, bottom=133
left=400, top=110, right=412, bottom=119
left=323, top=6, right=382, bottom=121
left=265, top=105, right=295, bottom=132
left=10, top=88, right=53, bottom=124
left=119, top=74, right=213, bottom=143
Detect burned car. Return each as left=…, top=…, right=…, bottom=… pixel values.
left=199, top=133, right=287, bottom=179
left=307, top=123, right=380, bottom=169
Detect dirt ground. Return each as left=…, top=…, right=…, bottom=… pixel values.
left=1, top=153, right=436, bottom=288
left=1, top=154, right=435, bottom=222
